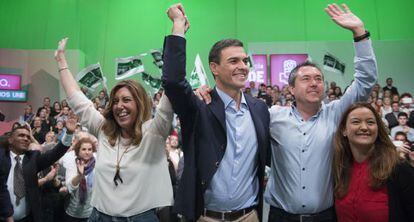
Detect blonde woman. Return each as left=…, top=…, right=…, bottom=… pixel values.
left=55, top=38, right=174, bottom=221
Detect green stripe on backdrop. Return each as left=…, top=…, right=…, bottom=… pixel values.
left=0, top=0, right=413, bottom=90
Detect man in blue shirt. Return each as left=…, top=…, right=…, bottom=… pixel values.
left=162, top=3, right=270, bottom=222
left=265, top=4, right=377, bottom=221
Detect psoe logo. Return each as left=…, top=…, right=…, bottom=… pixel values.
left=0, top=78, right=10, bottom=88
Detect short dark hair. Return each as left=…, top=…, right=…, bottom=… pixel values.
left=398, top=112, right=408, bottom=118
left=11, top=124, right=30, bottom=134
left=288, top=61, right=323, bottom=86
left=395, top=131, right=407, bottom=140
left=208, top=39, right=244, bottom=64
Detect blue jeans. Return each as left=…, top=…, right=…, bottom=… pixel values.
left=88, top=208, right=159, bottom=222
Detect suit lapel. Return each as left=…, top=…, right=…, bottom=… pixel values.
left=208, top=89, right=226, bottom=134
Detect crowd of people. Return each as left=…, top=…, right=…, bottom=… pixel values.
left=1, top=3, right=414, bottom=222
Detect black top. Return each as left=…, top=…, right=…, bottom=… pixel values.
left=387, top=162, right=414, bottom=222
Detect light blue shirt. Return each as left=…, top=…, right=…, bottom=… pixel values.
left=265, top=39, right=377, bottom=214
left=204, top=87, right=259, bottom=211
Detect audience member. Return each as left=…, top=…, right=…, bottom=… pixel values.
left=65, top=137, right=97, bottom=221
left=385, top=101, right=401, bottom=130
left=390, top=112, right=414, bottom=142
left=0, top=119, right=75, bottom=222
left=383, top=77, right=399, bottom=96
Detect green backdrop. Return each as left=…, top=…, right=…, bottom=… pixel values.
left=0, top=0, right=413, bottom=91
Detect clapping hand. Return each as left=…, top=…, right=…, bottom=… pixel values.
left=76, top=158, right=86, bottom=175
left=45, top=164, right=58, bottom=181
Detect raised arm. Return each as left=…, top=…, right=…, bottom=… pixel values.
left=56, top=38, right=105, bottom=135
left=325, top=4, right=377, bottom=119
left=167, top=3, right=190, bottom=36
left=36, top=116, right=76, bottom=171
left=162, top=4, right=199, bottom=120
left=54, top=38, right=81, bottom=97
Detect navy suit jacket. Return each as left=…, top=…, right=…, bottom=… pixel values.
left=0, top=142, right=69, bottom=222
left=162, top=35, right=270, bottom=221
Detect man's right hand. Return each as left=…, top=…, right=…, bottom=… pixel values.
left=167, top=3, right=190, bottom=36
left=195, top=85, right=212, bottom=104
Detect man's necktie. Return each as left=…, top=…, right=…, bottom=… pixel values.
left=14, top=155, right=25, bottom=206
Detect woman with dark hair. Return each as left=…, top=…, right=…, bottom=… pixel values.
left=334, top=86, right=343, bottom=98
left=333, top=102, right=414, bottom=222
left=55, top=38, right=174, bottom=222
left=65, top=137, right=97, bottom=222
left=51, top=101, right=62, bottom=118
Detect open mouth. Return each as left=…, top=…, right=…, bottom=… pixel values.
left=117, top=111, right=130, bottom=121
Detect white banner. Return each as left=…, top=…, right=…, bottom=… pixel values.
left=115, top=54, right=146, bottom=80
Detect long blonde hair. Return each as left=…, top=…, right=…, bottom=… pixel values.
left=333, top=102, right=400, bottom=198
left=101, top=80, right=151, bottom=146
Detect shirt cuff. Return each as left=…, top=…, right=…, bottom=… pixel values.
left=171, top=34, right=185, bottom=39
left=354, top=39, right=374, bottom=58
left=61, top=131, right=74, bottom=147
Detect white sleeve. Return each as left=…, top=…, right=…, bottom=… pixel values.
left=67, top=91, right=105, bottom=137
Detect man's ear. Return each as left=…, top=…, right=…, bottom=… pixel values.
left=7, top=135, right=13, bottom=146
left=209, top=62, right=219, bottom=78
left=288, top=85, right=295, bottom=96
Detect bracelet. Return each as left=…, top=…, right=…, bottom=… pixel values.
left=353, top=30, right=370, bottom=42
left=58, top=67, right=68, bottom=72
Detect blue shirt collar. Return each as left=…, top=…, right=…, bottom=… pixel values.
left=291, top=101, right=324, bottom=120
left=216, top=87, right=247, bottom=109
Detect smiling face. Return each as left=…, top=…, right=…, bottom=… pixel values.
left=9, top=128, right=31, bottom=154
left=111, top=87, right=138, bottom=133
left=210, top=46, right=249, bottom=92
left=289, top=66, right=324, bottom=106
left=170, top=135, right=179, bottom=148
left=343, top=107, right=378, bottom=151
left=33, top=117, right=42, bottom=128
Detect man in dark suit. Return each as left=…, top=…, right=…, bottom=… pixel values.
left=162, top=4, right=270, bottom=222
left=385, top=101, right=401, bottom=129
left=0, top=119, right=75, bottom=222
